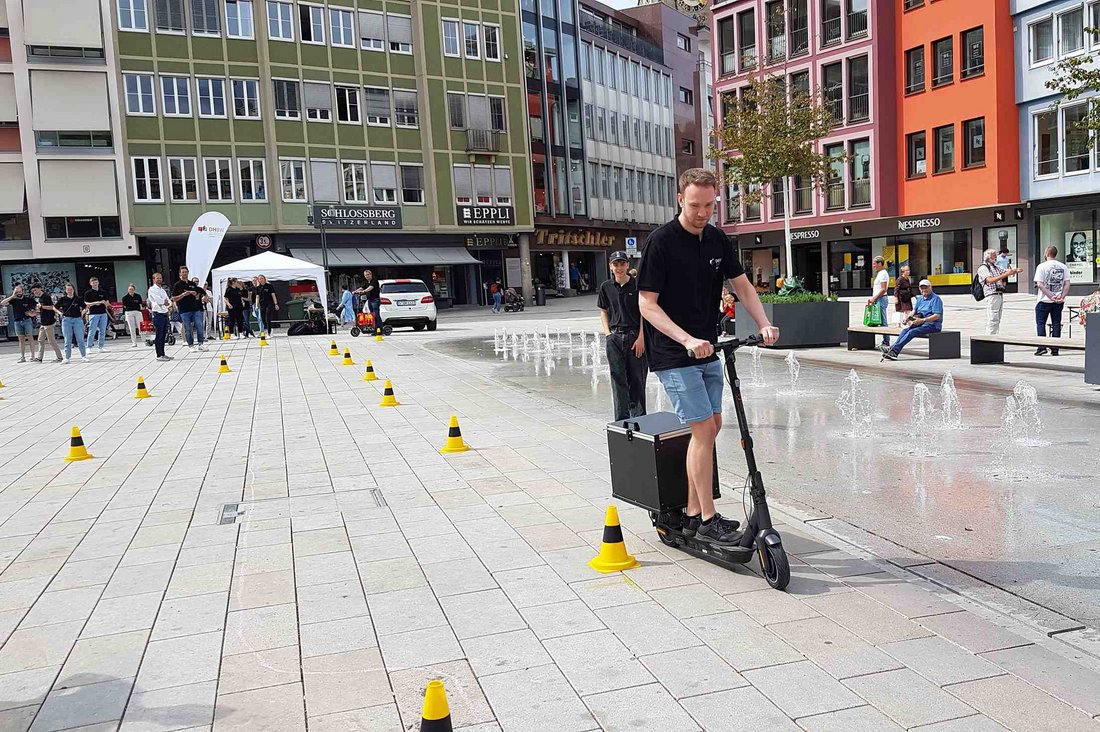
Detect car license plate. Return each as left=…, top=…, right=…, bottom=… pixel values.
left=397, top=299, right=416, bottom=306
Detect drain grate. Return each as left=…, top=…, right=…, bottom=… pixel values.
left=219, top=503, right=245, bottom=525
left=369, top=489, right=388, bottom=507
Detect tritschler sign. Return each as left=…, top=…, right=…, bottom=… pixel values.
left=312, top=205, right=402, bottom=229
left=897, top=217, right=941, bottom=232
left=457, top=205, right=515, bottom=226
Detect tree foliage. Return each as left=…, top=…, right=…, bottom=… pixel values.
left=1047, top=52, right=1100, bottom=142
left=709, top=75, right=837, bottom=204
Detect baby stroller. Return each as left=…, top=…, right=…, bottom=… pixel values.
left=350, top=311, right=393, bottom=337
left=503, top=288, right=524, bottom=313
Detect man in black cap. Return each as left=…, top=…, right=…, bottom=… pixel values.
left=598, top=250, right=647, bottom=422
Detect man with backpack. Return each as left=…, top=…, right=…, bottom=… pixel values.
left=975, top=248, right=1020, bottom=335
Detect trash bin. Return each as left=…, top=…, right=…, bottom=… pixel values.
left=535, top=285, right=546, bottom=306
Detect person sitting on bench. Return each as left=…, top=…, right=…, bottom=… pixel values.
left=881, top=280, right=942, bottom=361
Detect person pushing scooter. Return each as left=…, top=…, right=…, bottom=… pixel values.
left=637, top=168, right=779, bottom=546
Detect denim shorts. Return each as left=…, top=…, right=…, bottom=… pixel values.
left=12, top=318, right=33, bottom=336
left=655, top=359, right=725, bottom=424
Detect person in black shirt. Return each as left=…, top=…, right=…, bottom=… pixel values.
left=223, top=278, right=247, bottom=338
left=31, top=284, right=62, bottom=362
left=83, top=276, right=111, bottom=353
left=171, top=265, right=207, bottom=350
left=255, top=275, right=278, bottom=335
left=637, top=168, right=779, bottom=546
left=122, top=284, right=145, bottom=348
left=1, top=284, right=38, bottom=363
left=56, top=282, right=89, bottom=363
left=598, top=250, right=647, bottom=422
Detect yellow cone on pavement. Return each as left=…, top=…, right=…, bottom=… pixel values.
left=222, top=327, right=231, bottom=340
left=587, top=505, right=638, bottom=572
left=218, top=355, right=231, bottom=374
left=379, top=380, right=400, bottom=407
left=64, top=426, right=93, bottom=462
left=341, top=348, right=354, bottom=366
left=135, top=376, right=151, bottom=399
left=374, top=328, right=383, bottom=342
left=258, top=332, right=268, bottom=346
left=328, top=340, right=339, bottom=355
left=439, top=415, right=470, bottom=454
left=419, top=680, right=453, bottom=732
left=362, top=360, right=378, bottom=381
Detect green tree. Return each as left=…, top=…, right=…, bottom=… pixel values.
left=1047, top=50, right=1100, bottom=136
left=710, top=75, right=837, bottom=284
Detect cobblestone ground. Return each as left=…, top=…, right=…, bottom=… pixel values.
left=0, top=323, right=1098, bottom=731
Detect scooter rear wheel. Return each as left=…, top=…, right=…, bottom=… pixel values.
left=759, top=543, right=790, bottom=590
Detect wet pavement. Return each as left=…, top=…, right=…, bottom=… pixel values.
left=433, top=331, right=1100, bottom=630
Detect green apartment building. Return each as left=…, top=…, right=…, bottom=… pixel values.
left=116, top=0, right=532, bottom=306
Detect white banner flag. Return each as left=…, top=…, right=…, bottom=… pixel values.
left=185, top=212, right=231, bottom=288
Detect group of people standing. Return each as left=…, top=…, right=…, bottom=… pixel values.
left=1, top=277, right=115, bottom=364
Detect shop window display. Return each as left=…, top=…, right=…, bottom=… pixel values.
left=828, top=229, right=972, bottom=293
left=1037, top=209, right=1097, bottom=284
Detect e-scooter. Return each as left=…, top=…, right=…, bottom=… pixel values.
left=651, top=335, right=791, bottom=590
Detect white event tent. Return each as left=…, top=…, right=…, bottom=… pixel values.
left=210, top=251, right=328, bottom=320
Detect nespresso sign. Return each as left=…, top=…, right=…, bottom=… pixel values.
left=312, top=205, right=402, bottom=229
left=790, top=229, right=820, bottom=241
left=897, top=217, right=941, bottom=232
left=457, top=205, right=515, bottom=226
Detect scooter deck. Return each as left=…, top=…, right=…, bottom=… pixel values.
left=654, top=522, right=756, bottom=570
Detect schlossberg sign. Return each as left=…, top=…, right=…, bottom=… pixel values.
left=312, top=205, right=402, bottom=229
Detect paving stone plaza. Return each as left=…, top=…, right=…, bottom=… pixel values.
left=0, top=304, right=1098, bottom=731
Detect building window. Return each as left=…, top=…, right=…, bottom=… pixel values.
left=676, top=33, right=691, bottom=52
left=822, top=62, right=843, bottom=123
left=961, top=26, right=983, bottom=78
left=335, top=86, right=359, bottom=123
left=473, top=165, right=493, bottom=205
left=963, top=117, right=985, bottom=169
left=401, top=165, right=424, bottom=204
left=771, top=180, right=785, bottom=217
left=160, top=76, right=191, bottom=116
left=238, top=159, right=266, bottom=201
left=463, top=22, right=481, bottom=59
left=273, top=79, right=300, bottom=119
left=680, top=139, right=694, bottom=155
left=581, top=42, right=591, bottom=80
left=360, top=11, right=384, bottom=51
left=197, top=78, right=226, bottom=118
left=1035, top=111, right=1059, bottom=176
left=765, top=1, right=785, bottom=63
left=442, top=19, right=460, bottom=56
left=793, top=175, right=812, bottom=214
left=1030, top=17, right=1053, bottom=65
left=341, top=162, right=368, bottom=203
left=299, top=4, right=324, bottom=43
left=168, top=157, right=199, bottom=201
left=371, top=163, right=397, bottom=204
left=365, top=87, right=391, bottom=126
left=484, top=24, right=501, bottom=61
left=204, top=158, right=233, bottom=201
left=329, top=8, right=354, bottom=47
left=822, top=0, right=842, bottom=47
left=266, top=1, right=292, bottom=40
left=608, top=110, right=618, bottom=144
left=847, top=55, right=869, bottom=123
left=825, top=143, right=844, bottom=210
left=44, top=216, right=122, bottom=240
left=119, top=0, right=149, bottom=31
left=35, top=131, right=113, bottom=148
left=393, top=89, right=418, bottom=127
left=678, top=87, right=694, bottom=105
left=453, top=165, right=472, bottom=204
left=903, top=0, right=923, bottom=8
left=489, top=96, right=506, bottom=132
left=124, top=73, right=155, bottom=115
left=280, top=159, right=307, bottom=201
left=1064, top=103, right=1090, bottom=173
left=932, top=37, right=953, bottom=86
left=1060, top=7, right=1084, bottom=57
left=905, top=47, right=925, bottom=94
left=191, top=0, right=220, bottom=35
left=933, top=124, right=954, bottom=173
left=132, top=157, right=163, bottom=202
left=906, top=131, right=927, bottom=178
left=226, top=0, right=253, bottom=38
left=789, top=0, right=809, bottom=56
left=846, top=0, right=868, bottom=39
left=737, top=9, right=756, bottom=70
left=596, top=107, right=607, bottom=142
left=718, top=17, right=735, bottom=75
left=304, top=82, right=332, bottom=121
left=387, top=14, right=412, bottom=54
left=232, top=79, right=259, bottom=118
left=447, top=92, right=465, bottom=128
left=847, top=139, right=870, bottom=204
left=155, top=0, right=185, bottom=32
left=1093, top=2, right=1100, bottom=48
left=789, top=70, right=810, bottom=100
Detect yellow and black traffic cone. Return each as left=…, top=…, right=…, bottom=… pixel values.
left=0, top=377, right=5, bottom=387
left=341, top=348, right=354, bottom=366
left=588, top=505, right=638, bottom=573
left=374, top=328, right=383, bottom=342
left=362, top=360, right=378, bottom=381
left=378, top=379, right=400, bottom=407
left=134, top=376, right=151, bottom=399
left=64, top=426, right=93, bottom=462
left=222, top=326, right=231, bottom=340
left=419, top=680, right=452, bottom=732
left=328, top=340, right=339, bottom=356
left=258, top=332, right=268, bottom=347
left=439, top=415, right=470, bottom=454
left=218, top=355, right=231, bottom=374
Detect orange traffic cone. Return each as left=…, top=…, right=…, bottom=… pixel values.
left=378, top=380, right=400, bottom=407
left=64, top=426, right=93, bottom=462
left=134, top=376, right=151, bottom=399
left=419, top=680, right=452, bottom=732
left=439, top=415, right=470, bottom=454
left=362, top=360, right=378, bottom=381
left=588, top=505, right=638, bottom=572
left=341, top=348, right=354, bottom=366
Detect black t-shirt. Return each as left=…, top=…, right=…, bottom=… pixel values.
left=597, top=277, right=641, bottom=331
left=9, top=296, right=36, bottom=321
left=361, top=280, right=379, bottom=302
left=172, top=281, right=205, bottom=313
left=37, top=294, right=56, bottom=326
left=256, top=283, right=276, bottom=307
left=84, top=289, right=108, bottom=315
left=225, top=287, right=243, bottom=308
left=56, top=296, right=85, bottom=319
left=122, top=293, right=143, bottom=311
left=636, top=218, right=745, bottom=372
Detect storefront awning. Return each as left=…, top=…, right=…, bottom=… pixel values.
left=292, top=247, right=480, bottom=267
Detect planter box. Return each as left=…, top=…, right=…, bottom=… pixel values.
left=735, top=300, right=849, bottom=348
left=1087, top=318, right=1100, bottom=385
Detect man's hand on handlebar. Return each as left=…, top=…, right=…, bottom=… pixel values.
left=759, top=325, right=779, bottom=346
left=683, top=337, right=714, bottom=359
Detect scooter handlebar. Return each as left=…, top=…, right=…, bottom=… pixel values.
left=685, top=334, right=763, bottom=357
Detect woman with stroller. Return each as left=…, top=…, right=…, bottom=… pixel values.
left=122, top=283, right=145, bottom=348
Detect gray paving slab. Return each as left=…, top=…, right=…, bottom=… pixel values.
left=478, top=664, right=596, bottom=732
left=585, top=683, right=701, bottom=732
left=31, top=676, right=133, bottom=731
left=543, top=629, right=654, bottom=696
left=804, top=591, right=935, bottom=645
left=684, top=611, right=804, bottom=672
left=681, top=686, right=802, bottom=731
left=843, top=668, right=977, bottom=728
left=461, top=629, right=554, bottom=678
left=302, top=647, right=391, bottom=717
left=743, top=660, right=865, bottom=720
left=914, top=610, right=1034, bottom=655
left=389, top=660, right=495, bottom=730
left=945, top=674, right=1100, bottom=731
left=981, top=642, right=1100, bottom=716
left=794, top=705, right=905, bottom=731
left=767, top=617, right=904, bottom=679
left=212, top=681, right=306, bottom=731
left=878, top=636, right=1003, bottom=686
left=519, top=599, right=606, bottom=640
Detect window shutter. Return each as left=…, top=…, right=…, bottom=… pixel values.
left=446, top=93, right=465, bottom=128
left=474, top=166, right=492, bottom=198
left=191, top=0, right=220, bottom=33
left=400, top=165, right=422, bottom=190
left=303, top=82, right=332, bottom=110
left=386, top=15, right=412, bottom=44
left=370, top=163, right=397, bottom=189
left=393, top=90, right=417, bottom=114
left=310, top=160, right=339, bottom=202
left=493, top=167, right=512, bottom=199
left=365, top=88, right=390, bottom=118
left=359, top=11, right=385, bottom=40
left=468, top=95, right=490, bottom=129
left=453, top=166, right=472, bottom=199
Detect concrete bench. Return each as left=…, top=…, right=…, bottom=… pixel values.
left=970, top=334, right=1086, bottom=364
left=848, top=325, right=961, bottom=359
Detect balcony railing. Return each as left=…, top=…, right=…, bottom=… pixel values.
left=721, top=51, right=737, bottom=76
left=579, top=13, right=664, bottom=64
left=847, top=93, right=869, bottom=123
left=794, top=185, right=813, bottom=214
left=825, top=182, right=844, bottom=210
left=767, top=36, right=785, bottom=63
left=849, top=178, right=871, bottom=207
left=824, top=96, right=843, bottom=125
left=821, top=18, right=841, bottom=47
left=905, top=76, right=924, bottom=95
left=740, top=46, right=757, bottom=71
left=846, top=11, right=868, bottom=39
left=466, top=129, right=501, bottom=153
left=903, top=0, right=923, bottom=9
left=772, top=188, right=785, bottom=217
left=789, top=27, right=809, bottom=57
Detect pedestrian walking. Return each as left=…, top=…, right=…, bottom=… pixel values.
left=83, top=276, right=111, bottom=353
left=172, top=266, right=207, bottom=351
left=338, top=284, right=355, bottom=328
left=599, top=251, right=648, bottom=422
left=1034, top=245, right=1071, bottom=356
left=30, top=284, right=62, bottom=362
left=353, top=270, right=380, bottom=327
left=976, top=249, right=1019, bottom=335
left=223, top=278, right=246, bottom=337
left=235, top=280, right=255, bottom=336
left=122, top=284, right=145, bottom=348
left=489, top=279, right=503, bottom=313
left=249, top=276, right=264, bottom=333
left=1, top=284, right=38, bottom=363
left=881, top=280, right=944, bottom=361
left=893, top=265, right=914, bottom=326
left=147, top=272, right=173, bottom=361
left=199, top=279, right=217, bottom=339
left=56, top=283, right=89, bottom=363
left=255, top=275, right=278, bottom=334
left=867, top=256, right=890, bottom=347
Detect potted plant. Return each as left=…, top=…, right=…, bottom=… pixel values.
left=734, top=276, right=848, bottom=348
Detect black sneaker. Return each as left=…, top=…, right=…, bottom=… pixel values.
left=696, top=513, right=742, bottom=545
left=881, top=349, right=898, bottom=361
left=681, top=513, right=702, bottom=537
left=1035, top=347, right=1049, bottom=356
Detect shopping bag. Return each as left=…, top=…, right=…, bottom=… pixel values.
left=863, top=304, right=882, bottom=327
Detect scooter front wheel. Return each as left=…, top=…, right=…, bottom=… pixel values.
left=759, top=543, right=790, bottom=590
left=350, top=326, right=360, bottom=337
